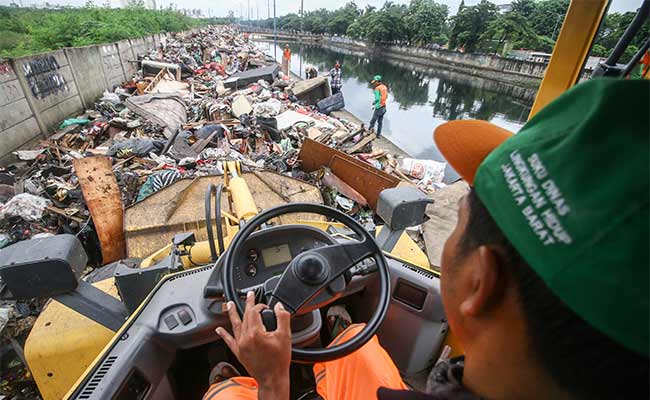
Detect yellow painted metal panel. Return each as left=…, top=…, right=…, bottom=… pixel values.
left=376, top=226, right=431, bottom=272
left=25, top=279, right=119, bottom=400
left=529, top=0, right=609, bottom=118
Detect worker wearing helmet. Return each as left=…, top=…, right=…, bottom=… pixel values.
left=206, top=79, right=649, bottom=400
left=369, top=75, right=388, bottom=137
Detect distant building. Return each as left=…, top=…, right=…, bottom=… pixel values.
left=497, top=3, right=512, bottom=13
left=119, top=0, right=156, bottom=9
left=508, top=49, right=606, bottom=70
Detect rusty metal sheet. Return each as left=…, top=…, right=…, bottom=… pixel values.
left=298, top=139, right=400, bottom=210
left=73, top=156, right=126, bottom=264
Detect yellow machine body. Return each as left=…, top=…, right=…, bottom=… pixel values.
left=24, top=279, right=119, bottom=400
left=25, top=163, right=430, bottom=399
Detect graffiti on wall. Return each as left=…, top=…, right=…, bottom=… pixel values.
left=22, top=55, right=69, bottom=99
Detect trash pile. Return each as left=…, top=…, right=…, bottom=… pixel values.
left=0, top=25, right=446, bottom=397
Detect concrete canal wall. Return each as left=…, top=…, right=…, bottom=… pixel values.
left=323, top=37, right=545, bottom=89
left=0, top=30, right=198, bottom=163
left=249, top=28, right=592, bottom=89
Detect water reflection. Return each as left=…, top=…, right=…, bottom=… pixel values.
left=255, top=40, right=533, bottom=162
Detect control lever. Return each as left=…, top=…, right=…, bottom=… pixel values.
left=260, top=309, right=277, bottom=331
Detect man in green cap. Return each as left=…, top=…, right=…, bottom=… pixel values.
left=207, top=78, right=649, bottom=400
left=369, top=75, right=388, bottom=137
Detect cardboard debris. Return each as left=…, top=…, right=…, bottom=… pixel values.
left=276, top=110, right=315, bottom=131
left=232, top=95, right=253, bottom=118
left=307, top=127, right=323, bottom=140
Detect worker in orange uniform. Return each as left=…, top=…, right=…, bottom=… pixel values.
left=282, top=44, right=291, bottom=76
left=369, top=75, right=388, bottom=137
left=640, top=50, right=649, bottom=79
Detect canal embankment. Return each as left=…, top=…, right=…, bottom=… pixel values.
left=250, top=30, right=591, bottom=93
left=322, top=37, right=545, bottom=89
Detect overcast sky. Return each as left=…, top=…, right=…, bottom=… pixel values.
left=0, top=0, right=642, bottom=18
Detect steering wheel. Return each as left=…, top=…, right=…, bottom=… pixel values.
left=222, top=203, right=391, bottom=363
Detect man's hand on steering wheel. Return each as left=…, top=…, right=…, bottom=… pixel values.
left=216, top=291, right=292, bottom=400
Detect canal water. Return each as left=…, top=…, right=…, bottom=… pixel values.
left=255, top=40, right=534, bottom=167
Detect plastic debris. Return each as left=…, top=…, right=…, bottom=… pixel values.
left=107, top=138, right=165, bottom=158
left=335, top=195, right=354, bottom=211
left=399, top=158, right=447, bottom=185
left=0, top=307, right=9, bottom=334
left=59, top=118, right=91, bottom=129
left=0, top=194, right=52, bottom=221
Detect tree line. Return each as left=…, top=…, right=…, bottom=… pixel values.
left=245, top=0, right=648, bottom=62
left=0, top=4, right=202, bottom=58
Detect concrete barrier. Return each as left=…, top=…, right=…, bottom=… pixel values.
left=65, top=45, right=107, bottom=108
left=143, top=35, right=155, bottom=51
left=130, top=37, right=147, bottom=59
left=100, top=43, right=126, bottom=90
left=117, top=39, right=136, bottom=79
left=0, top=61, right=42, bottom=162
left=0, top=40, right=133, bottom=162
left=0, top=28, right=201, bottom=162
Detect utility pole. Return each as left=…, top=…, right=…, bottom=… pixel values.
left=267, top=0, right=270, bottom=19
left=273, top=0, right=277, bottom=60
left=247, top=0, right=250, bottom=25
left=299, top=0, right=304, bottom=77
left=551, top=13, right=563, bottom=41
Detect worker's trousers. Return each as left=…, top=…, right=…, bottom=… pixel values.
left=369, top=106, right=386, bottom=136
left=203, top=324, right=407, bottom=400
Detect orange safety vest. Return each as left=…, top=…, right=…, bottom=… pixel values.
left=641, top=50, right=650, bottom=78
left=283, top=48, right=291, bottom=59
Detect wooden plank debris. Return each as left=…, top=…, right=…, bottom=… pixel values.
left=73, top=156, right=126, bottom=264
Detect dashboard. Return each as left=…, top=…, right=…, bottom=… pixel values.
left=70, top=224, right=447, bottom=399
left=231, top=225, right=336, bottom=288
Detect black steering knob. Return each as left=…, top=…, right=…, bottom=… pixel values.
left=260, top=309, right=277, bottom=331
left=293, top=253, right=328, bottom=285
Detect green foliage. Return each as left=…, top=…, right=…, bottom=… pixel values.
left=479, top=10, right=539, bottom=54
left=528, top=0, right=569, bottom=39
left=593, top=11, right=649, bottom=64
left=510, top=0, right=536, bottom=18
left=405, top=0, right=449, bottom=45
left=326, top=3, right=360, bottom=36
left=255, top=0, right=644, bottom=65
left=448, top=0, right=498, bottom=53
left=0, top=5, right=203, bottom=58
left=590, top=44, right=608, bottom=58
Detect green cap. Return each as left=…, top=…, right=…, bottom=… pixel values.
left=372, top=75, right=382, bottom=82
left=436, top=79, right=649, bottom=355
